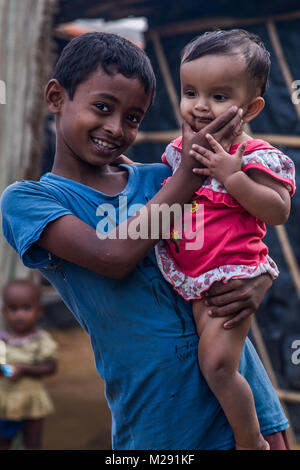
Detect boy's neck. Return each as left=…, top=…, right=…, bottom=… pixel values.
left=51, top=154, right=129, bottom=194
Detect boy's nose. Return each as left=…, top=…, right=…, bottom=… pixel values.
left=103, top=115, right=124, bottom=139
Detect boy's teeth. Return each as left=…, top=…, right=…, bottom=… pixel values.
left=92, top=137, right=115, bottom=149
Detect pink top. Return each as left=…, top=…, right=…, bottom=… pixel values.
left=156, top=137, right=296, bottom=300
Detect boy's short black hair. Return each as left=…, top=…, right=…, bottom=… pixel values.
left=181, top=29, right=271, bottom=96
left=52, top=32, right=156, bottom=103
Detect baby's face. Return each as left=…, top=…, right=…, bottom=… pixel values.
left=3, top=284, right=41, bottom=335
left=180, top=53, right=254, bottom=132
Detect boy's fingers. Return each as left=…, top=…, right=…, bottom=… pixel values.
left=215, top=109, right=243, bottom=141
left=192, top=168, right=210, bottom=176
left=208, top=300, right=252, bottom=318
left=205, top=279, right=243, bottom=297
left=204, top=106, right=238, bottom=134
left=182, top=120, right=194, bottom=139
left=223, top=309, right=254, bottom=329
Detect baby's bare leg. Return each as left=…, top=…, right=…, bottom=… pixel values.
left=22, top=418, right=44, bottom=450
left=193, top=299, right=269, bottom=450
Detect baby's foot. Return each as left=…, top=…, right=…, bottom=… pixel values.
left=236, top=436, right=270, bottom=450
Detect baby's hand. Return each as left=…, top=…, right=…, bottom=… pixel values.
left=190, top=134, right=247, bottom=186
left=6, top=365, right=23, bottom=381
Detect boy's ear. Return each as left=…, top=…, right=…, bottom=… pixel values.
left=44, top=79, right=66, bottom=114
left=243, top=96, right=265, bottom=123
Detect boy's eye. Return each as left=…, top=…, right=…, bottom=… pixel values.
left=214, top=94, right=227, bottom=102
left=127, top=114, right=141, bottom=125
left=95, top=102, right=109, bottom=112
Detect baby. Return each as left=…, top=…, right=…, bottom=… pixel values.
left=156, top=29, right=295, bottom=450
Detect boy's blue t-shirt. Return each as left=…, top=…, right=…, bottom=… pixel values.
left=0, top=163, right=288, bottom=449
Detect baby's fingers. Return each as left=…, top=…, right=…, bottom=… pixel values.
left=191, top=144, right=212, bottom=157
left=190, top=149, right=211, bottom=168
left=205, top=133, right=224, bottom=152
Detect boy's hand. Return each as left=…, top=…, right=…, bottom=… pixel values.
left=203, top=274, right=273, bottom=329
left=190, top=134, right=247, bottom=186
left=181, top=106, right=243, bottom=173
left=112, top=154, right=136, bottom=165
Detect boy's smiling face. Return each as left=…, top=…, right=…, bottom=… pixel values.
left=47, top=67, right=151, bottom=173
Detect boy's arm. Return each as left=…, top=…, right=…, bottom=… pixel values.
left=38, top=107, right=243, bottom=278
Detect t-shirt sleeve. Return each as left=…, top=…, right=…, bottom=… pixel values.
left=0, top=181, right=73, bottom=268
left=242, top=148, right=296, bottom=196
left=161, top=141, right=182, bottom=173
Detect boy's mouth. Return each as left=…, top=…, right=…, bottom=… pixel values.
left=91, top=137, right=118, bottom=151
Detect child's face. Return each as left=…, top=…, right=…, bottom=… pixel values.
left=52, top=67, right=152, bottom=169
left=3, top=284, right=41, bottom=335
left=180, top=53, right=255, bottom=132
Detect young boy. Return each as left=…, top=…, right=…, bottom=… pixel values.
left=0, top=32, right=289, bottom=449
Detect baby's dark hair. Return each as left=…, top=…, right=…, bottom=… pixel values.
left=3, top=279, right=41, bottom=303
left=181, top=29, right=271, bottom=96
left=52, top=32, right=156, bottom=103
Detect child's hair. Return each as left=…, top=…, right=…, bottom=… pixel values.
left=52, top=32, right=156, bottom=104
left=2, top=279, right=41, bottom=304
left=181, top=29, right=271, bottom=96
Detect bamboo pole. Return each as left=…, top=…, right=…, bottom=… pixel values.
left=135, top=129, right=300, bottom=147
left=250, top=318, right=296, bottom=445
left=276, top=390, right=300, bottom=404
left=146, top=9, right=300, bottom=38
left=275, top=225, right=300, bottom=300
left=150, top=31, right=182, bottom=127
left=267, top=21, right=300, bottom=122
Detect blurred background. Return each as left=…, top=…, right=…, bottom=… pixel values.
left=0, top=0, right=300, bottom=449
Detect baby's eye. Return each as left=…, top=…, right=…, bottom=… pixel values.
left=95, top=102, right=109, bottom=112
left=8, top=306, right=17, bottom=312
left=214, top=94, right=227, bottom=102
left=127, top=114, right=141, bottom=125
left=23, top=304, right=32, bottom=311
left=184, top=90, right=196, bottom=98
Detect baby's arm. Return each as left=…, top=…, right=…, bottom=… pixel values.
left=191, top=134, right=291, bottom=225
left=224, top=168, right=290, bottom=225
left=6, top=361, right=57, bottom=382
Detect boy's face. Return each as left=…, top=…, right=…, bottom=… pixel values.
left=3, top=284, right=41, bottom=335
left=53, top=67, right=152, bottom=169
left=180, top=53, right=256, bottom=132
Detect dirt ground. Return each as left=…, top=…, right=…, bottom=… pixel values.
left=42, top=326, right=300, bottom=451
left=43, top=327, right=112, bottom=450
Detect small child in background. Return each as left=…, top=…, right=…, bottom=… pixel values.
left=0, top=279, right=58, bottom=450
left=156, top=29, right=295, bottom=450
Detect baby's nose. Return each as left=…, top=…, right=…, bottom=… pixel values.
left=194, top=97, right=209, bottom=112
